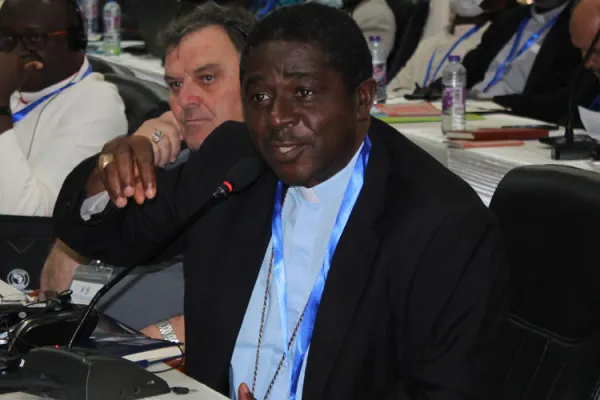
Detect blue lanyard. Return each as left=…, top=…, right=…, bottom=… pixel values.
left=255, top=0, right=277, bottom=17
left=590, top=94, right=600, bottom=111
left=423, top=24, right=483, bottom=87
left=270, top=136, right=371, bottom=400
left=483, top=14, right=559, bottom=93
left=12, top=64, right=92, bottom=124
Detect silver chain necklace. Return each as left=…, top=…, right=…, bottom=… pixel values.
left=251, top=250, right=309, bottom=400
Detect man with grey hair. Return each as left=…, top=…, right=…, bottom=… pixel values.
left=40, top=1, right=255, bottom=345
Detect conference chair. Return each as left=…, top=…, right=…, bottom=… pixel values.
left=385, top=0, right=430, bottom=82
left=0, top=215, right=54, bottom=293
left=103, top=73, right=169, bottom=135
left=489, top=165, right=600, bottom=399
left=88, top=55, right=134, bottom=77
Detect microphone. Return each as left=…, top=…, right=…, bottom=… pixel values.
left=68, top=156, right=262, bottom=348
left=541, top=26, right=600, bottom=160
left=19, top=157, right=262, bottom=400
left=211, top=157, right=263, bottom=200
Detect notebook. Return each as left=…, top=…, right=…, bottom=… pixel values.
left=82, top=333, right=183, bottom=365
left=373, top=102, right=441, bottom=117
left=447, top=140, right=524, bottom=149
left=444, top=128, right=548, bottom=141
left=371, top=103, right=485, bottom=124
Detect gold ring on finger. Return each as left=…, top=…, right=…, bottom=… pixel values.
left=98, top=153, right=115, bottom=170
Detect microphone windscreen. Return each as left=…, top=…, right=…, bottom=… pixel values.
left=225, top=158, right=262, bottom=193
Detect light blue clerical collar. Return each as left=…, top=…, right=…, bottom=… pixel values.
left=292, top=141, right=365, bottom=204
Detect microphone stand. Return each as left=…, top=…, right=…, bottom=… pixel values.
left=19, top=192, right=231, bottom=400
left=17, top=158, right=261, bottom=400
left=66, top=188, right=229, bottom=349
left=543, top=27, right=600, bottom=160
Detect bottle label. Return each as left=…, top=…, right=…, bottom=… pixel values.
left=84, top=1, right=98, bottom=18
left=372, top=62, right=387, bottom=87
left=104, top=15, right=121, bottom=31
left=442, top=87, right=465, bottom=112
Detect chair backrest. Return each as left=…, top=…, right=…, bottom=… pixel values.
left=385, top=0, right=430, bottom=82
left=0, top=215, right=54, bottom=292
left=127, top=0, right=184, bottom=58
left=88, top=55, right=134, bottom=77
left=103, top=73, right=169, bottom=135
left=489, top=165, right=600, bottom=400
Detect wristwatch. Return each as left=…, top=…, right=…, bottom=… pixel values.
left=0, top=106, right=10, bottom=117
left=157, top=319, right=179, bottom=343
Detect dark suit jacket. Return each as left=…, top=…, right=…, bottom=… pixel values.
left=55, top=118, right=509, bottom=399
left=433, top=2, right=600, bottom=126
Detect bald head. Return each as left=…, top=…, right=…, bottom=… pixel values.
left=0, top=0, right=73, bottom=28
left=0, top=0, right=83, bottom=92
left=571, top=0, right=600, bottom=76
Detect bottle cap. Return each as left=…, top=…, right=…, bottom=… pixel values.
left=448, top=55, right=460, bottom=62
left=369, top=36, right=381, bottom=43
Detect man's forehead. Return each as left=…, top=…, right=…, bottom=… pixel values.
left=250, top=40, right=323, bottom=59
left=0, top=0, right=66, bottom=29
left=244, top=41, right=330, bottom=78
left=165, top=26, right=239, bottom=72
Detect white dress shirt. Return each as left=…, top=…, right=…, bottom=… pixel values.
left=471, top=3, right=568, bottom=97
left=2, top=57, right=127, bottom=216
left=387, top=23, right=489, bottom=96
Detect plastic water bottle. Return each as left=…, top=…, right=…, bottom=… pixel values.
left=81, top=0, right=99, bottom=38
left=441, top=55, right=467, bottom=133
left=369, top=36, right=387, bottom=104
left=103, top=0, right=121, bottom=56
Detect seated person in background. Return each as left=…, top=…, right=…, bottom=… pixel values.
left=431, top=0, right=599, bottom=125
left=41, top=2, right=255, bottom=343
left=314, top=0, right=395, bottom=58
left=55, top=4, right=509, bottom=399
left=228, top=0, right=305, bottom=18
left=347, top=0, right=395, bottom=57
left=570, top=0, right=600, bottom=131
left=387, top=0, right=516, bottom=98
left=0, top=0, right=126, bottom=216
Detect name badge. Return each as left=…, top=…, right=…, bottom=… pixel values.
left=69, top=263, right=113, bottom=305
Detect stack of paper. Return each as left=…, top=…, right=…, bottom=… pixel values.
left=371, top=103, right=485, bottom=124
left=0, top=280, right=27, bottom=305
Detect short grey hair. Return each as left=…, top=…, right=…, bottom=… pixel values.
left=160, top=2, right=256, bottom=54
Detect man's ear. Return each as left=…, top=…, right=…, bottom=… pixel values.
left=355, top=78, right=377, bottom=121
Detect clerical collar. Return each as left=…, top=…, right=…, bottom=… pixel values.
left=293, top=141, right=365, bottom=204
left=16, top=57, right=90, bottom=104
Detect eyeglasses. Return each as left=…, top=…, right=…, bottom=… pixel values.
left=0, top=30, right=68, bottom=52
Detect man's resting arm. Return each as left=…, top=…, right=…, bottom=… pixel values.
left=53, top=121, right=257, bottom=268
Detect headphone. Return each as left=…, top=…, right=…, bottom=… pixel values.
left=66, top=0, right=88, bottom=51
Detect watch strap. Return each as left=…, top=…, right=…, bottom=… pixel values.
left=0, top=106, right=10, bottom=117
left=157, top=319, right=179, bottom=343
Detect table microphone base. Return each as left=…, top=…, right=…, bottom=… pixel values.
left=540, top=134, right=599, bottom=160
left=22, top=346, right=170, bottom=400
